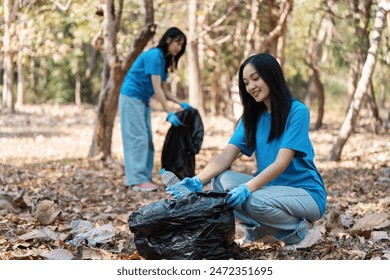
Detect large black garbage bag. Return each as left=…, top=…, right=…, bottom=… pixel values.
left=128, top=191, right=235, bottom=260
left=161, top=108, right=204, bottom=180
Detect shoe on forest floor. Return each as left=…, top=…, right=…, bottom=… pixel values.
left=132, top=182, right=159, bottom=192
left=284, top=227, right=322, bottom=250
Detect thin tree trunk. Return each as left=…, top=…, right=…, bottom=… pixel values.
left=188, top=0, right=204, bottom=115
left=379, top=63, right=387, bottom=108
left=329, top=1, right=390, bottom=161
left=231, top=0, right=259, bottom=122
left=29, top=58, right=37, bottom=97
left=303, top=0, right=333, bottom=129
left=313, top=69, right=325, bottom=130
left=84, top=44, right=99, bottom=102
left=2, top=0, right=16, bottom=113
left=306, top=68, right=325, bottom=130
left=2, top=53, right=15, bottom=112
left=16, top=18, right=27, bottom=107
left=16, top=50, right=25, bottom=107
left=75, top=62, right=82, bottom=106
left=365, top=80, right=381, bottom=132
left=345, top=0, right=373, bottom=111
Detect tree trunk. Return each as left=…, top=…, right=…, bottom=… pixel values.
left=29, top=58, right=36, bottom=96
left=188, top=0, right=204, bottom=115
left=2, top=0, right=17, bottom=113
left=16, top=50, right=25, bottom=107
left=379, top=63, right=387, bottom=109
left=88, top=0, right=156, bottom=160
left=2, top=53, right=15, bottom=113
left=231, top=0, right=259, bottom=122
left=313, top=70, right=325, bottom=130
left=345, top=0, right=373, bottom=111
left=16, top=18, right=27, bottom=107
left=329, top=1, right=390, bottom=161
left=303, top=0, right=333, bottom=130
left=84, top=44, right=99, bottom=102
left=365, top=80, right=381, bottom=132
left=75, top=62, right=82, bottom=106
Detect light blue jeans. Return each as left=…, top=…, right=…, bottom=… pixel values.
left=212, top=170, right=321, bottom=244
left=118, top=94, right=154, bottom=186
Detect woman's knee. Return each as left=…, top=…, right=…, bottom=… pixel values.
left=242, top=195, right=270, bottom=215
left=211, top=171, right=227, bottom=191
left=211, top=170, right=251, bottom=191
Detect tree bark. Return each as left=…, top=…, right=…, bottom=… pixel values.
left=329, top=1, right=390, bottom=161
left=2, top=0, right=17, bottom=113
left=345, top=0, right=372, bottom=113
left=231, top=0, right=259, bottom=121
left=16, top=50, right=25, bottom=107
left=365, top=80, right=381, bottom=132
left=88, top=0, right=156, bottom=160
left=303, top=0, right=334, bottom=129
left=188, top=0, right=204, bottom=115
left=75, top=62, right=81, bottom=106
left=29, top=58, right=37, bottom=97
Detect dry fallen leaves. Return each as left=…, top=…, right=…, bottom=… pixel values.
left=35, top=200, right=61, bottom=225
left=0, top=104, right=389, bottom=260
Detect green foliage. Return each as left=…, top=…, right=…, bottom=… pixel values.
left=286, top=1, right=319, bottom=91
left=1, top=0, right=388, bottom=114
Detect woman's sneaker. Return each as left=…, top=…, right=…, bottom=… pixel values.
left=132, top=182, right=159, bottom=192
left=284, top=227, right=322, bottom=250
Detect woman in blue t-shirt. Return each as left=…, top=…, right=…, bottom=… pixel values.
left=166, top=53, right=327, bottom=249
left=119, top=27, right=191, bottom=192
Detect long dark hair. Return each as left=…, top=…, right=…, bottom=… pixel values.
left=238, top=53, right=293, bottom=147
left=157, top=27, right=187, bottom=72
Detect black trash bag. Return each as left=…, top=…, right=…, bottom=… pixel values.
left=128, top=191, right=236, bottom=260
left=161, top=108, right=204, bottom=180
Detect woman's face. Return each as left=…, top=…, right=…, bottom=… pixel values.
left=242, top=63, right=271, bottom=111
left=167, top=37, right=185, bottom=56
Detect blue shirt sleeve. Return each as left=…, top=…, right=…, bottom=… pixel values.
left=281, top=105, right=311, bottom=158
left=228, top=119, right=255, bottom=157
left=162, top=70, right=168, bottom=82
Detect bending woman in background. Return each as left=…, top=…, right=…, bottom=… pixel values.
left=166, top=53, right=326, bottom=249
left=119, top=27, right=191, bottom=192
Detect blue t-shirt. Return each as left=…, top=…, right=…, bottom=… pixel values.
left=229, top=100, right=326, bottom=215
left=120, top=48, right=168, bottom=101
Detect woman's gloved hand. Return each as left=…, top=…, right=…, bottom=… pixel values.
left=227, top=184, right=251, bottom=207
left=180, top=102, right=192, bottom=109
left=166, top=176, right=203, bottom=199
left=167, top=112, right=182, bottom=127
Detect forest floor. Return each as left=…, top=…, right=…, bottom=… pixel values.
left=0, top=103, right=389, bottom=260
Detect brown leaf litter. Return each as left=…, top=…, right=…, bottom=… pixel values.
left=0, top=104, right=389, bottom=260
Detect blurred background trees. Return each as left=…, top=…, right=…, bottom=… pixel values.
left=1, top=0, right=389, bottom=160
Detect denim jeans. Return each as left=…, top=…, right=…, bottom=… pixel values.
left=212, top=170, right=321, bottom=244
left=119, top=94, right=154, bottom=186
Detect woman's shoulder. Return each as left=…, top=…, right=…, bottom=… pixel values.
left=288, top=99, right=310, bottom=121
left=145, top=47, right=163, bottom=57
left=291, top=98, right=309, bottom=112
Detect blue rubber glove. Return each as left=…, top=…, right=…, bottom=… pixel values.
left=167, top=112, right=182, bottom=127
left=166, top=176, right=203, bottom=199
left=227, top=184, right=251, bottom=207
left=180, top=102, right=192, bottom=109
left=166, top=183, right=191, bottom=199
left=181, top=176, right=203, bottom=191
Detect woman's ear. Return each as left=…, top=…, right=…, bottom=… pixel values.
left=166, top=37, right=172, bottom=44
